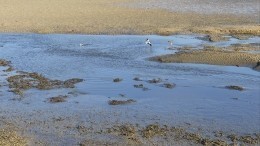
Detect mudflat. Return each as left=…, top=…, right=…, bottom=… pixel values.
left=0, top=0, right=259, bottom=35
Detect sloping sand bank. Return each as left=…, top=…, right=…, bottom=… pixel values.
left=151, top=48, right=260, bottom=71
left=0, top=0, right=259, bottom=35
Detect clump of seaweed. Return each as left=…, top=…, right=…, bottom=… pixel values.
left=133, top=84, right=150, bottom=91
left=239, top=135, right=259, bottom=144
left=163, top=83, right=176, bottom=89
left=148, top=78, right=162, bottom=84
left=76, top=125, right=89, bottom=135
left=200, top=139, right=227, bottom=146
left=227, top=134, right=237, bottom=142
left=49, top=95, right=67, bottom=103
left=108, top=99, right=136, bottom=105
left=4, top=67, right=14, bottom=72
left=0, top=59, right=14, bottom=72
left=113, top=125, right=136, bottom=137
left=225, top=85, right=244, bottom=91
left=141, top=124, right=167, bottom=138
left=107, top=124, right=141, bottom=143
left=63, top=78, right=84, bottom=88
left=0, top=59, right=10, bottom=66
left=9, top=89, right=24, bottom=96
left=7, top=72, right=83, bottom=95
left=106, top=123, right=259, bottom=146
left=133, top=77, right=142, bottom=81
left=133, top=84, right=144, bottom=88
left=113, top=78, right=123, bottom=82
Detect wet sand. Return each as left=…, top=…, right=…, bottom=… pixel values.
left=0, top=0, right=259, bottom=35
left=151, top=45, right=260, bottom=71
left=0, top=123, right=27, bottom=146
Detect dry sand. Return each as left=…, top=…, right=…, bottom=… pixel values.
left=151, top=46, right=260, bottom=70
left=0, top=0, right=259, bottom=35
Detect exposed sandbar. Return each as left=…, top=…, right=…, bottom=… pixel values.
left=0, top=0, right=259, bottom=35
left=151, top=46, right=260, bottom=70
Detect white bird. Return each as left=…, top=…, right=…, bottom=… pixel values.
left=168, top=41, right=174, bottom=49
left=145, top=39, right=152, bottom=46
left=168, top=41, right=173, bottom=46
left=79, top=43, right=84, bottom=47
left=79, top=43, right=90, bottom=47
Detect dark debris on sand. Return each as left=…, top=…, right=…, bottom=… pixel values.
left=108, top=99, right=136, bottom=105
left=49, top=95, right=67, bottom=103
left=163, top=83, right=176, bottom=89
left=107, top=123, right=260, bottom=146
left=113, top=78, right=123, bottom=82
left=7, top=72, right=83, bottom=95
left=225, top=85, right=244, bottom=91
left=133, top=77, right=142, bottom=81
left=0, top=59, right=11, bottom=66
left=148, top=78, right=162, bottom=84
left=0, top=59, right=14, bottom=72
left=141, top=124, right=168, bottom=138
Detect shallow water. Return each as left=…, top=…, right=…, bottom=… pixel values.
left=0, top=33, right=259, bottom=139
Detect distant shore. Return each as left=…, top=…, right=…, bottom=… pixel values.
left=0, top=0, right=259, bottom=35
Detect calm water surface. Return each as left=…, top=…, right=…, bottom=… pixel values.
left=0, top=33, right=259, bottom=136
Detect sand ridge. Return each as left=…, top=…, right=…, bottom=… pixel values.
left=151, top=46, right=260, bottom=70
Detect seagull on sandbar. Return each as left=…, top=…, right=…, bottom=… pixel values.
left=145, top=39, right=152, bottom=46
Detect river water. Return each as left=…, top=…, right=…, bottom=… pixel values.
left=0, top=33, right=259, bottom=141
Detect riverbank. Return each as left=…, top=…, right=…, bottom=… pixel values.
left=0, top=0, right=259, bottom=35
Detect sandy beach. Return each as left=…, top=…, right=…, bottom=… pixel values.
left=0, top=0, right=259, bottom=35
